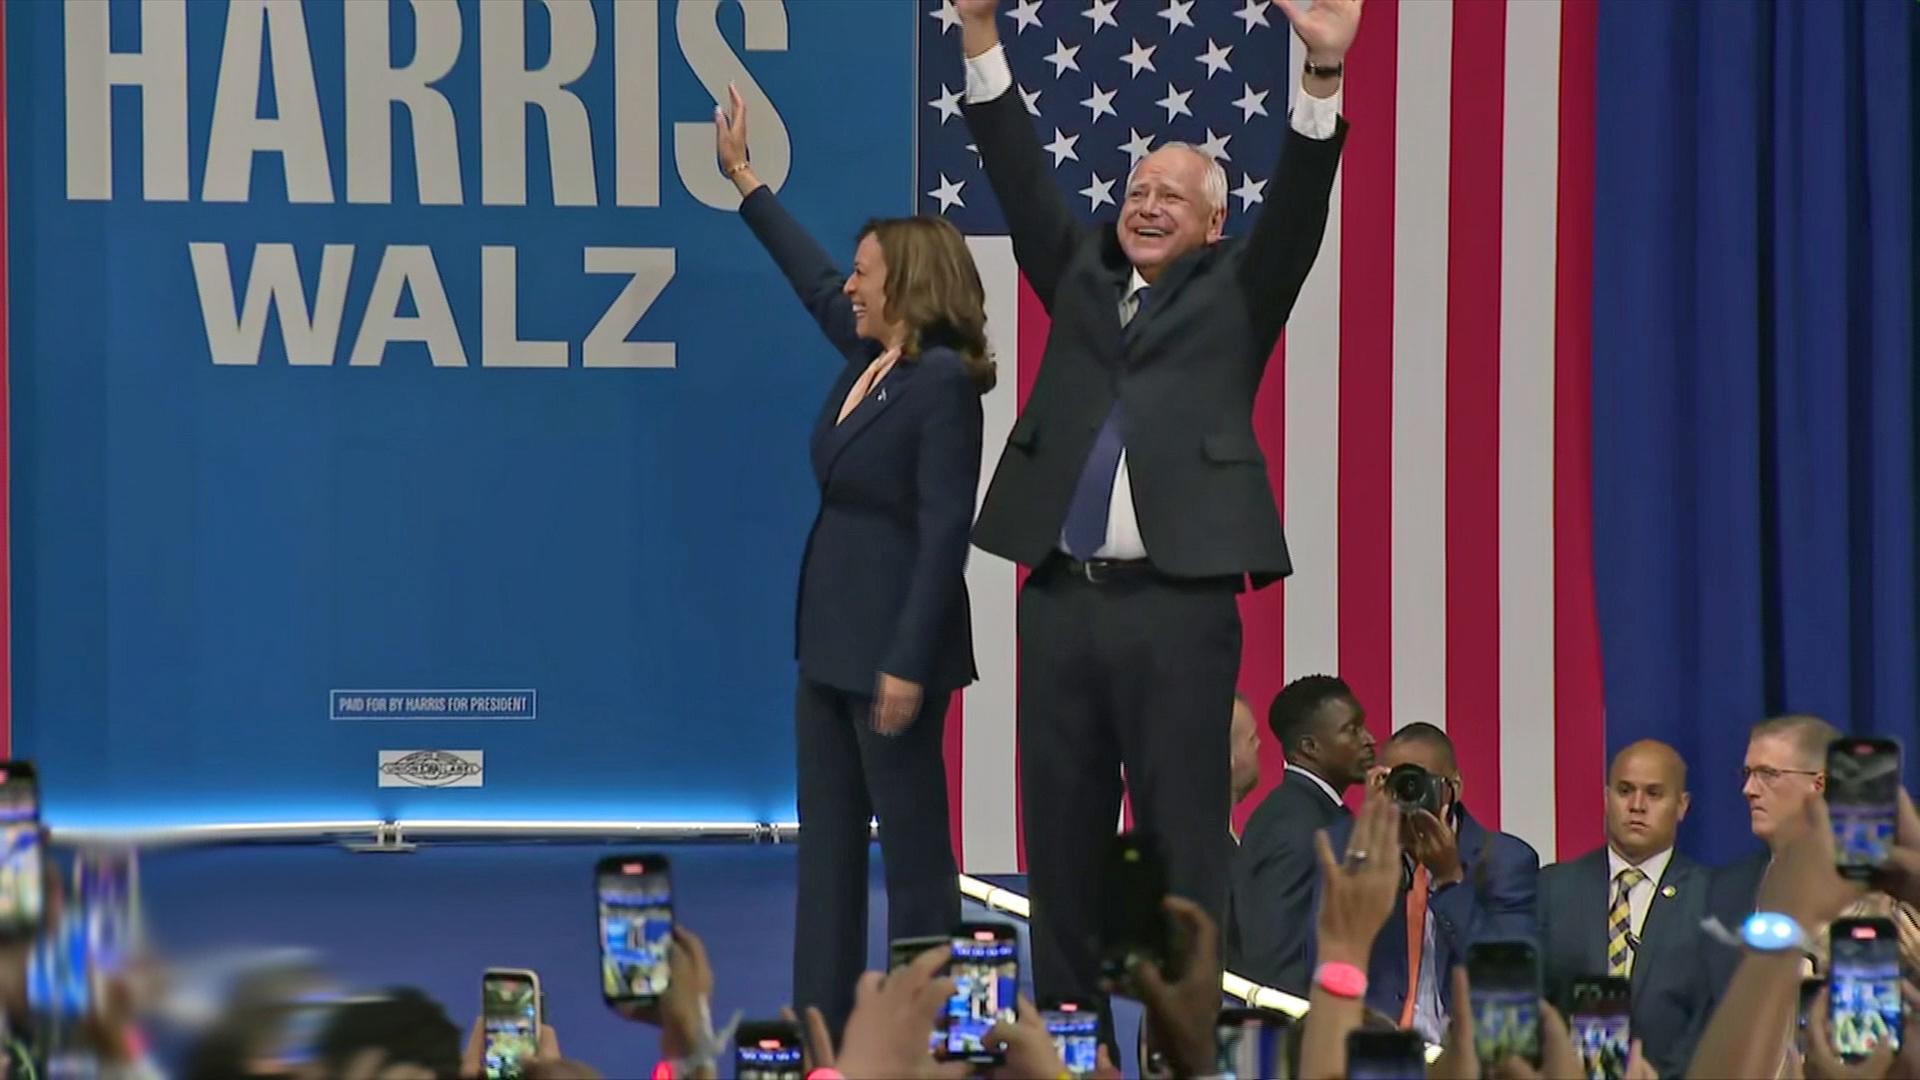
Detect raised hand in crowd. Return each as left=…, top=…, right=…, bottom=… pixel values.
left=1297, top=793, right=1403, bottom=1079
left=832, top=944, right=969, bottom=1080
left=460, top=1021, right=563, bottom=1080
left=982, top=995, right=1069, bottom=1079
left=780, top=1003, right=836, bottom=1075
left=1801, top=986, right=1902, bottom=1080
left=617, top=925, right=720, bottom=1078
left=1131, top=895, right=1226, bottom=1080
left=1879, top=789, right=1920, bottom=912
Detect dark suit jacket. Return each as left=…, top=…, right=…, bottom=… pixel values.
left=1536, top=847, right=1711, bottom=1078
left=1229, top=770, right=1351, bottom=993
left=961, top=86, right=1344, bottom=585
left=1308, top=805, right=1540, bottom=1022
left=1700, top=850, right=1769, bottom=1019
left=738, top=187, right=981, bottom=696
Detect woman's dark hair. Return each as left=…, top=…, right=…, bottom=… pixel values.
left=857, top=215, right=996, bottom=393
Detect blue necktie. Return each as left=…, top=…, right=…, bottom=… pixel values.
left=1062, top=286, right=1150, bottom=559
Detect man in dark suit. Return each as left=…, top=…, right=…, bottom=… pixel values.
left=1309, top=723, right=1539, bottom=1042
left=1538, top=740, right=1710, bottom=1077
left=951, top=0, right=1361, bottom=1009
left=1704, top=715, right=1841, bottom=1006
left=1229, top=676, right=1375, bottom=991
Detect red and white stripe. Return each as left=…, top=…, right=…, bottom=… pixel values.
left=946, top=0, right=1602, bottom=873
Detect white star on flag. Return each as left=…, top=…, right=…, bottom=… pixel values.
left=928, top=83, right=963, bottom=124
left=1234, top=83, right=1271, bottom=122
left=1196, top=39, right=1234, bottom=79
left=1234, top=0, right=1272, bottom=33
left=1156, top=83, right=1194, bottom=121
left=1081, top=83, right=1118, bottom=122
left=1019, top=85, right=1044, bottom=116
left=1009, top=0, right=1045, bottom=34
left=1082, top=0, right=1119, bottom=33
left=1121, top=38, right=1159, bottom=78
left=1159, top=0, right=1197, bottom=34
left=1232, top=172, right=1267, bottom=209
left=1120, top=128, right=1155, bottom=166
left=929, top=0, right=961, bottom=33
left=927, top=173, right=966, bottom=212
left=1046, top=38, right=1082, bottom=77
left=1080, top=172, right=1117, bottom=211
left=1044, top=127, right=1082, bottom=166
left=1197, top=128, right=1233, bottom=162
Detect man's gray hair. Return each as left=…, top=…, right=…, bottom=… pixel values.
left=1126, top=141, right=1230, bottom=215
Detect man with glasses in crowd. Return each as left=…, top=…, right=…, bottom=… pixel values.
left=1704, top=714, right=1841, bottom=998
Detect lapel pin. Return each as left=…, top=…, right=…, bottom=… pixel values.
left=877, top=387, right=888, bottom=403
left=1661, top=885, right=1676, bottom=898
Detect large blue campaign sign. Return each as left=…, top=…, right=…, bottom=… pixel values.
left=6, top=0, right=914, bottom=827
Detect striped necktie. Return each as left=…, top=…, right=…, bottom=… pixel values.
left=1606, top=866, right=1646, bottom=976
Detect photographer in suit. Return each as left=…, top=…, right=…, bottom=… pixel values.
left=1537, top=740, right=1710, bottom=1077
left=1230, top=676, right=1375, bottom=991
left=1308, top=722, right=1539, bottom=1041
left=952, top=0, right=1360, bottom=1011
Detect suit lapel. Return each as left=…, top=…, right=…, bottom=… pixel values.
left=1630, top=855, right=1692, bottom=997
left=820, top=358, right=923, bottom=480
left=1581, top=851, right=1612, bottom=979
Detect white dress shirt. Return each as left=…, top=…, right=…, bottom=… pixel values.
left=1606, top=845, right=1674, bottom=975
left=962, top=43, right=1341, bottom=560
left=1283, top=762, right=1343, bottom=807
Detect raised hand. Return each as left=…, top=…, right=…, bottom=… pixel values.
left=713, top=83, right=756, bottom=194
left=954, top=0, right=998, bottom=23
left=1313, top=792, right=1405, bottom=964
left=1276, top=0, right=1364, bottom=65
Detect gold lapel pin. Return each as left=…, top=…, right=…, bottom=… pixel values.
left=1661, top=885, right=1677, bottom=898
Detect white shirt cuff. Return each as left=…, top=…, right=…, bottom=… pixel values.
left=1290, top=87, right=1341, bottom=140
left=964, top=43, right=1015, bottom=104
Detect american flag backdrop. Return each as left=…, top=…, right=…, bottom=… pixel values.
left=919, top=0, right=1605, bottom=875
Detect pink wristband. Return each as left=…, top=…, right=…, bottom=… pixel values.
left=1314, top=960, right=1368, bottom=999
left=807, top=1071, right=846, bottom=1080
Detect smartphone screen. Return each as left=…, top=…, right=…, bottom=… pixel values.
left=1099, top=832, right=1173, bottom=983
left=1468, top=940, right=1542, bottom=1068
left=596, top=855, right=672, bottom=1004
left=481, top=970, right=540, bottom=1080
left=1827, top=738, right=1901, bottom=878
left=1569, top=976, right=1632, bottom=1080
left=735, top=1021, right=805, bottom=1080
left=1829, top=918, right=1903, bottom=1062
left=74, top=848, right=138, bottom=983
left=1213, top=1008, right=1293, bottom=1080
left=1042, top=999, right=1100, bottom=1077
left=940, top=924, right=1018, bottom=1062
left=0, top=763, right=44, bottom=939
left=26, top=914, right=91, bottom=1026
left=1345, top=1028, right=1425, bottom=1080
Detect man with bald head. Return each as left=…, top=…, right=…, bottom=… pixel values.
left=1537, top=740, right=1711, bottom=1076
left=951, top=0, right=1362, bottom=1010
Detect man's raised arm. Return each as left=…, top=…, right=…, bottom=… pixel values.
left=1239, top=0, right=1360, bottom=351
left=954, top=0, right=1083, bottom=310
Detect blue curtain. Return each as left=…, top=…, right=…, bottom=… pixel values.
left=1591, top=0, right=1916, bottom=867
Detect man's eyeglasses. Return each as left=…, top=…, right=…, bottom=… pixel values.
left=1740, top=765, right=1824, bottom=786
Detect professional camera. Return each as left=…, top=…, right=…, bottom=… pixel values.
left=1384, top=763, right=1447, bottom=816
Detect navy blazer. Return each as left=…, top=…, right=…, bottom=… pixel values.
left=738, top=187, right=981, bottom=696
left=1536, top=847, right=1712, bottom=1078
left=1229, top=770, right=1351, bottom=993
left=1308, top=804, right=1540, bottom=1022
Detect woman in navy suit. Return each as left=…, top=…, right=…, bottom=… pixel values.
left=715, top=87, right=991, bottom=1035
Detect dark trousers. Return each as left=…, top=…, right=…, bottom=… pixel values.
left=1018, top=559, right=1241, bottom=1007
left=792, top=676, right=960, bottom=1037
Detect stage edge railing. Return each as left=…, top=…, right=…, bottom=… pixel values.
left=49, top=817, right=1438, bottom=1057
